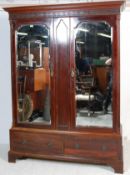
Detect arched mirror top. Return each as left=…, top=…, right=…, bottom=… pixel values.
left=17, top=24, right=50, bottom=46
left=16, top=24, right=50, bottom=68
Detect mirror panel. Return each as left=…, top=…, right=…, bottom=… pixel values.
left=17, top=24, right=51, bottom=125
left=75, top=21, right=113, bottom=128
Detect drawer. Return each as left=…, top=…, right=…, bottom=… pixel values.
left=64, top=136, right=117, bottom=159
left=11, top=131, right=63, bottom=155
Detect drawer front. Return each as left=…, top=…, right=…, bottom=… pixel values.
left=64, top=136, right=118, bottom=159
left=11, top=131, right=63, bottom=155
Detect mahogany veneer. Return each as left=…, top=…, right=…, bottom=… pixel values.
left=5, top=1, right=124, bottom=173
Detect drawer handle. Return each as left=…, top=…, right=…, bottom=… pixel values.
left=102, top=145, right=107, bottom=151
left=75, top=143, right=80, bottom=149
left=47, top=142, right=53, bottom=148
left=22, top=140, right=27, bottom=145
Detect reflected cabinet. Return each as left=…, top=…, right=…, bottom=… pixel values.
left=5, top=1, right=124, bottom=173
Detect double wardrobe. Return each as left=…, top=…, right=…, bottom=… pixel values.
left=5, top=1, right=124, bottom=173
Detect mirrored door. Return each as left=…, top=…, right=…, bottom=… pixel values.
left=16, top=24, right=51, bottom=125
left=74, top=21, right=113, bottom=128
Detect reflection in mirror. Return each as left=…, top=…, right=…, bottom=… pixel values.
left=17, top=24, right=51, bottom=125
left=75, top=21, right=113, bottom=128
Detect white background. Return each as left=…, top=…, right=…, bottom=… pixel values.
left=0, top=6, right=130, bottom=145
left=0, top=9, right=12, bottom=144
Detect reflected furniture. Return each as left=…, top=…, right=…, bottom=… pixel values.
left=5, top=1, right=124, bottom=173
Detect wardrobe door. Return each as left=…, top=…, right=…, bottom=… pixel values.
left=14, top=20, right=54, bottom=127
left=54, top=18, right=72, bottom=129
left=71, top=17, right=118, bottom=130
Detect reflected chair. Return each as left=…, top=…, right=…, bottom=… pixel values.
left=76, top=66, right=95, bottom=116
